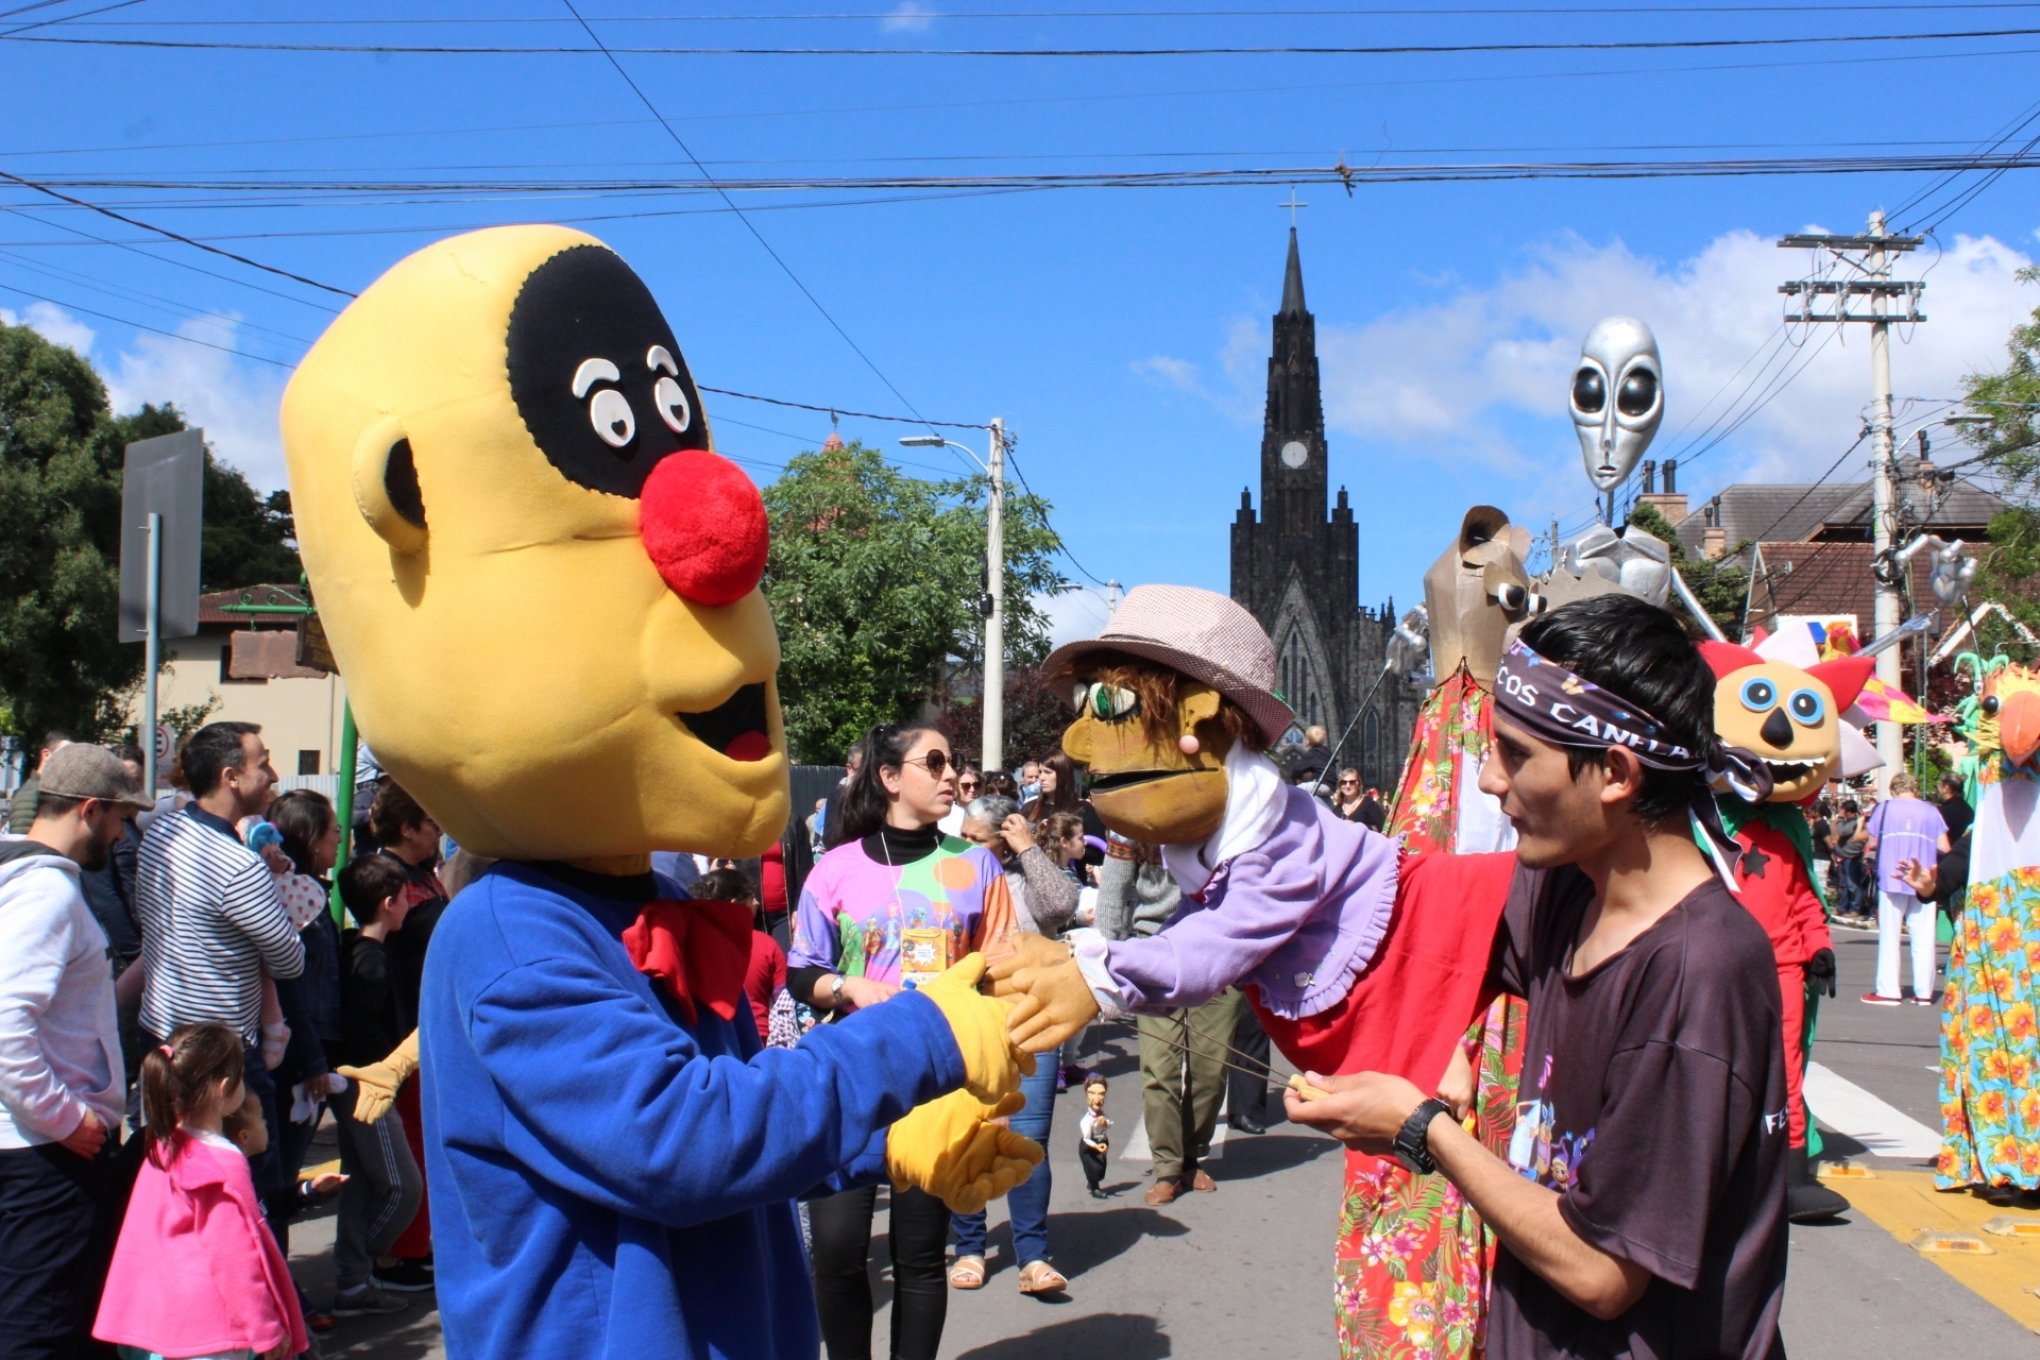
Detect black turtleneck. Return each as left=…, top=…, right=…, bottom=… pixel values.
left=860, top=821, right=943, bottom=867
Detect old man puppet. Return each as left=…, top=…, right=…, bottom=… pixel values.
left=988, top=585, right=1521, bottom=1355
left=281, top=225, right=1039, bottom=1360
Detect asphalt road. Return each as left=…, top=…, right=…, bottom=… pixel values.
left=287, top=921, right=2038, bottom=1357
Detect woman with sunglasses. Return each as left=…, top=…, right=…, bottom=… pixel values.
left=789, top=722, right=1017, bottom=1360
left=1330, top=767, right=1369, bottom=822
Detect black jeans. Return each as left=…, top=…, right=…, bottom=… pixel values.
left=0, top=1140, right=121, bottom=1360
left=808, top=1183, right=950, bottom=1360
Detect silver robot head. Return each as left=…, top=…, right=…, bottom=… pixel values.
left=1570, top=316, right=1664, bottom=492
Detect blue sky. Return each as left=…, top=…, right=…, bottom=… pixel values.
left=4, top=2, right=2038, bottom=645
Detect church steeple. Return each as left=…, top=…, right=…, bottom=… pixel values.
left=1260, top=226, right=1327, bottom=535
left=1281, top=225, right=1307, bottom=315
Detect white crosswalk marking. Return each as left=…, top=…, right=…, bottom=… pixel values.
left=1805, top=1061, right=1942, bottom=1160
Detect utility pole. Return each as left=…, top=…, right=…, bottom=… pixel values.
left=983, top=417, right=1007, bottom=775
left=1778, top=212, right=1926, bottom=789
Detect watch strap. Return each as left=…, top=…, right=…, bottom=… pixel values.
left=1392, top=1097, right=1453, bottom=1175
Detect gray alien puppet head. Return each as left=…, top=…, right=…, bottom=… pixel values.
left=1570, top=316, right=1664, bottom=493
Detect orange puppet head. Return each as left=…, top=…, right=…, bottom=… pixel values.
left=1700, top=632, right=1873, bottom=803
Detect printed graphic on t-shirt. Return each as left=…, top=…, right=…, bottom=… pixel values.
left=1508, top=1054, right=1597, bottom=1190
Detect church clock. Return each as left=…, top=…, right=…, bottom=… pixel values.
left=1280, top=439, right=1309, bottom=469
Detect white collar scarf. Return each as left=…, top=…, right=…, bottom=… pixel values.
left=1161, top=743, right=1288, bottom=898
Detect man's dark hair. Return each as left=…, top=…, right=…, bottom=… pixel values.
left=1841, top=798, right=1860, bottom=815
left=1515, top=595, right=1715, bottom=824
left=693, top=866, right=758, bottom=905
left=368, top=780, right=431, bottom=846
left=110, top=742, right=145, bottom=768
left=181, top=722, right=261, bottom=798
left=39, top=730, right=76, bottom=756
left=338, top=854, right=409, bottom=927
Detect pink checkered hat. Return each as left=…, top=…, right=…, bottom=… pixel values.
left=1044, top=584, right=1293, bottom=745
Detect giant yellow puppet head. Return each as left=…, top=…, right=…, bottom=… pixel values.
left=282, top=226, right=787, bottom=862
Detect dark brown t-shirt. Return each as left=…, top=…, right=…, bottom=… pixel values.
left=1486, top=866, right=1789, bottom=1360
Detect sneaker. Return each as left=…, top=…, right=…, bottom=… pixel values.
left=1860, top=993, right=1901, bottom=1006
left=1909, top=995, right=1937, bottom=1006
left=332, top=1283, right=408, bottom=1317
left=372, top=1259, right=435, bottom=1293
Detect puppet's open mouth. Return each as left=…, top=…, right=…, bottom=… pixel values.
left=1764, top=758, right=1816, bottom=783
left=1087, top=768, right=1190, bottom=794
left=676, top=684, right=771, bottom=762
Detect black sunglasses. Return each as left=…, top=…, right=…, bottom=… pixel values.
left=900, top=751, right=953, bottom=777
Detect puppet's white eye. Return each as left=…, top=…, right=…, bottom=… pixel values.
left=588, top=388, right=635, bottom=448
left=1073, top=683, right=1092, bottom=713
left=654, top=376, right=691, bottom=434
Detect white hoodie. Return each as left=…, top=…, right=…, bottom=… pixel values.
left=0, top=836, right=123, bottom=1147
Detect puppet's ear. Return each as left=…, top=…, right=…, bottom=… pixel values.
left=1180, top=687, right=1223, bottom=727
left=1809, top=656, right=1875, bottom=712
left=351, top=414, right=428, bottom=555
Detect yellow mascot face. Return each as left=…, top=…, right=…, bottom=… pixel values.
left=282, top=226, right=788, bottom=862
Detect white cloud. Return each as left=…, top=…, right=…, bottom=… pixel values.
left=881, top=2, right=937, bottom=32
left=101, top=318, right=290, bottom=491
left=1, top=302, right=290, bottom=490
left=0, top=300, right=98, bottom=356
left=1037, top=586, right=1119, bottom=648
left=1130, top=354, right=1203, bottom=393
left=1172, top=228, right=2039, bottom=501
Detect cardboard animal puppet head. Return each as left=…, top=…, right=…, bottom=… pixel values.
left=1044, top=586, right=1288, bottom=846
left=1699, top=625, right=1873, bottom=804
left=281, top=226, right=787, bottom=862
left=1422, top=506, right=1539, bottom=686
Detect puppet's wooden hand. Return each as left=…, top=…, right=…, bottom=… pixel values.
left=985, top=933, right=1100, bottom=1054
left=887, top=1088, right=1044, bottom=1215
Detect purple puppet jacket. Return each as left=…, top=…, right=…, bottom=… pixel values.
left=1102, top=784, right=1399, bottom=1020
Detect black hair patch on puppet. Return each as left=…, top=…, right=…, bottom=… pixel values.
left=505, top=244, right=710, bottom=500
left=385, top=438, right=425, bottom=528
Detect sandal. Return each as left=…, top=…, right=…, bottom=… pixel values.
left=948, top=1255, right=986, bottom=1290
left=1016, top=1259, right=1068, bottom=1295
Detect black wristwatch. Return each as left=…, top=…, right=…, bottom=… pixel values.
left=1391, top=1097, right=1454, bottom=1175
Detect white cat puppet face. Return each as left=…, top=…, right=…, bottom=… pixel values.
left=1570, top=316, right=1664, bottom=493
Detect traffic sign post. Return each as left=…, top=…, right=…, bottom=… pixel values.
left=120, top=430, right=205, bottom=798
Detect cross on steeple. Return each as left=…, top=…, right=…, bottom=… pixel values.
left=1281, top=188, right=1308, bottom=228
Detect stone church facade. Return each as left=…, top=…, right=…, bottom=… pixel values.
left=1229, top=228, right=1421, bottom=791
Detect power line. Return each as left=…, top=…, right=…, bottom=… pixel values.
left=0, top=167, right=354, bottom=298
left=13, top=23, right=2040, bottom=56
left=0, top=279, right=298, bottom=368
left=560, top=0, right=954, bottom=449
left=699, top=386, right=988, bottom=430
left=1002, top=443, right=1110, bottom=588
left=52, top=4, right=2040, bottom=22
left=0, top=204, right=346, bottom=311
left=0, top=0, right=144, bottom=40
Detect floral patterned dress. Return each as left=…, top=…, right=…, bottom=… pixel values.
left=1331, top=667, right=1526, bottom=1360
left=1937, top=762, right=2040, bottom=1190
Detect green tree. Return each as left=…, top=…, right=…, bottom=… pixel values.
left=1959, top=266, right=2040, bottom=647
left=934, top=662, right=1079, bottom=774
left=762, top=440, right=1068, bottom=763
left=0, top=327, right=300, bottom=743
left=1627, top=501, right=1750, bottom=637
left=0, top=322, right=139, bottom=742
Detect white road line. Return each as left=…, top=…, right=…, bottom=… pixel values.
left=1805, top=1061, right=1942, bottom=1160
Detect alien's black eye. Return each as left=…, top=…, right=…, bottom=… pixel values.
left=1572, top=368, right=1606, bottom=414
left=1618, top=368, right=1658, bottom=417
left=1984, top=694, right=2002, bottom=717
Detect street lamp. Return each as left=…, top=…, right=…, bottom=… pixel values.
left=901, top=421, right=1009, bottom=773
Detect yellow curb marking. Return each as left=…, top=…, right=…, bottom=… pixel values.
left=1840, top=1168, right=2040, bottom=1335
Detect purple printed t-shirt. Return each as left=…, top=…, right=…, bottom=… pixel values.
left=790, top=836, right=1010, bottom=987
left=1865, top=797, right=1947, bottom=894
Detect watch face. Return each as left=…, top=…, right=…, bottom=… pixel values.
left=1280, top=439, right=1309, bottom=469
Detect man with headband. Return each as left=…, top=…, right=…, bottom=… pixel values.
left=1289, top=595, right=1789, bottom=1360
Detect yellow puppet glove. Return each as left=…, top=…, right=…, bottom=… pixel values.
left=886, top=1088, right=1044, bottom=1215
left=336, top=1029, right=420, bottom=1125
left=913, top=954, right=1033, bottom=1103
left=984, top=933, right=1100, bottom=1055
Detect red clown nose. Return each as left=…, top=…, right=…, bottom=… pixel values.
left=639, top=449, right=770, bottom=607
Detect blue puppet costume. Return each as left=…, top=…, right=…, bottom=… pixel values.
left=281, top=226, right=1039, bottom=1359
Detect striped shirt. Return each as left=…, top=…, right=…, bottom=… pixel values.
left=134, top=805, right=303, bottom=1044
